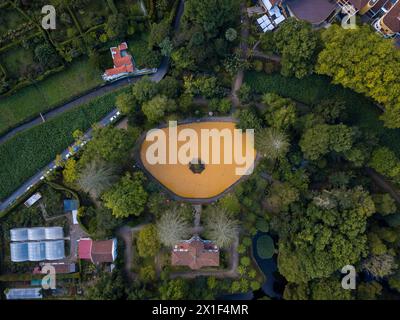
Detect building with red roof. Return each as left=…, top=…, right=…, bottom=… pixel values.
left=171, top=236, right=219, bottom=270
left=374, top=0, right=400, bottom=37
left=102, top=42, right=135, bottom=81
left=78, top=238, right=117, bottom=264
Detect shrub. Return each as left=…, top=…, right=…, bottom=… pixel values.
left=256, top=235, right=274, bottom=259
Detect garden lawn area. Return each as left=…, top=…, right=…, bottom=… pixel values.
left=75, top=0, right=110, bottom=31
left=128, top=33, right=154, bottom=69
left=1, top=46, right=35, bottom=80
left=245, top=71, right=400, bottom=157
left=0, top=7, right=27, bottom=36
left=0, top=59, right=103, bottom=135
left=0, top=89, right=121, bottom=201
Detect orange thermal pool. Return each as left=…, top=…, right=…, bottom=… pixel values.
left=140, top=121, right=256, bottom=199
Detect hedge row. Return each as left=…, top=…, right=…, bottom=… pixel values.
left=245, top=71, right=400, bottom=157
left=0, top=91, right=118, bottom=200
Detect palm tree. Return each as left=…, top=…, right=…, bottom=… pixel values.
left=156, top=208, right=191, bottom=247
left=203, top=207, right=239, bottom=249
left=77, top=160, right=119, bottom=199
left=256, top=128, right=290, bottom=161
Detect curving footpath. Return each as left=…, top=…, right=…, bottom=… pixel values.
left=0, top=0, right=185, bottom=212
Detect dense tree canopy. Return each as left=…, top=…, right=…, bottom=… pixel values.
left=277, top=187, right=375, bottom=283
left=317, top=25, right=400, bottom=128
left=102, top=172, right=148, bottom=218
left=273, top=18, right=318, bottom=79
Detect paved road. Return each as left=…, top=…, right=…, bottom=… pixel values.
left=0, top=0, right=185, bottom=212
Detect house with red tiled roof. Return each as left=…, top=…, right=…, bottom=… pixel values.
left=78, top=238, right=117, bottom=264
left=102, top=42, right=135, bottom=82
left=373, top=0, right=400, bottom=37
left=171, top=236, right=219, bottom=270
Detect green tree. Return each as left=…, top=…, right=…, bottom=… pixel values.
left=277, top=187, right=375, bottom=283
left=160, top=37, right=174, bottom=57
left=372, top=194, right=397, bottom=216
left=369, top=147, right=400, bottom=181
left=362, top=254, right=398, bottom=278
left=159, top=279, right=188, bottom=300
left=317, top=25, right=400, bottom=128
left=225, top=28, right=237, bottom=42
left=149, top=19, right=170, bottom=48
left=139, top=265, right=156, bottom=283
left=203, top=207, right=239, bottom=249
left=310, top=277, right=352, bottom=300
left=63, top=158, right=79, bottom=184
left=218, top=193, right=241, bottom=216
left=142, top=95, right=173, bottom=123
left=34, top=43, right=61, bottom=69
left=102, top=172, right=148, bottom=218
left=156, top=207, right=191, bottom=247
left=77, top=160, right=119, bottom=199
left=137, top=224, right=161, bottom=258
left=273, top=18, right=318, bottom=79
left=357, top=281, right=382, bottom=300
left=300, top=124, right=354, bottom=160
left=84, top=270, right=126, bottom=300
left=236, top=109, right=262, bottom=130
left=256, top=128, right=290, bottom=161
left=262, top=93, right=297, bottom=130
left=81, top=126, right=135, bottom=164
left=132, top=77, right=158, bottom=103
left=283, top=283, right=309, bottom=300
left=115, top=92, right=136, bottom=115
left=105, top=14, right=127, bottom=39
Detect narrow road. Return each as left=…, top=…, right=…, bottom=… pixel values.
left=0, top=0, right=185, bottom=212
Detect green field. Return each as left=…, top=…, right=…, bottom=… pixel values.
left=245, top=71, right=400, bottom=156
left=0, top=59, right=103, bottom=135
left=0, top=90, right=121, bottom=200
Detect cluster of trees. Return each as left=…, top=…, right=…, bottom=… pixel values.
left=316, top=25, right=400, bottom=128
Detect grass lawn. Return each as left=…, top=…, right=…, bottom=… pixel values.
left=0, top=46, right=35, bottom=80
left=0, top=7, right=27, bottom=36
left=245, top=71, right=400, bottom=157
left=0, top=58, right=103, bottom=135
left=0, top=88, right=124, bottom=201
left=75, top=0, right=110, bottom=31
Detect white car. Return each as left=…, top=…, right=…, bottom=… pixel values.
left=116, top=111, right=121, bottom=116
left=26, top=185, right=33, bottom=191
left=52, top=165, right=57, bottom=169
left=66, top=153, right=70, bottom=159
left=40, top=176, right=45, bottom=181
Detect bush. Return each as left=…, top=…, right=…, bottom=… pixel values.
left=256, top=234, right=274, bottom=259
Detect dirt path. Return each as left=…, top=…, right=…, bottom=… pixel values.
left=231, top=2, right=250, bottom=110
left=366, top=168, right=400, bottom=205
left=116, top=223, right=150, bottom=281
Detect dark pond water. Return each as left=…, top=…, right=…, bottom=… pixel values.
left=252, top=232, right=282, bottom=299
left=219, top=232, right=283, bottom=300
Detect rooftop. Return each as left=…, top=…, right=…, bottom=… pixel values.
left=285, top=0, right=339, bottom=25
left=78, top=238, right=117, bottom=263
left=171, top=236, right=219, bottom=270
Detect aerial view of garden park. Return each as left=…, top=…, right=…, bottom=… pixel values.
left=1, top=0, right=400, bottom=309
